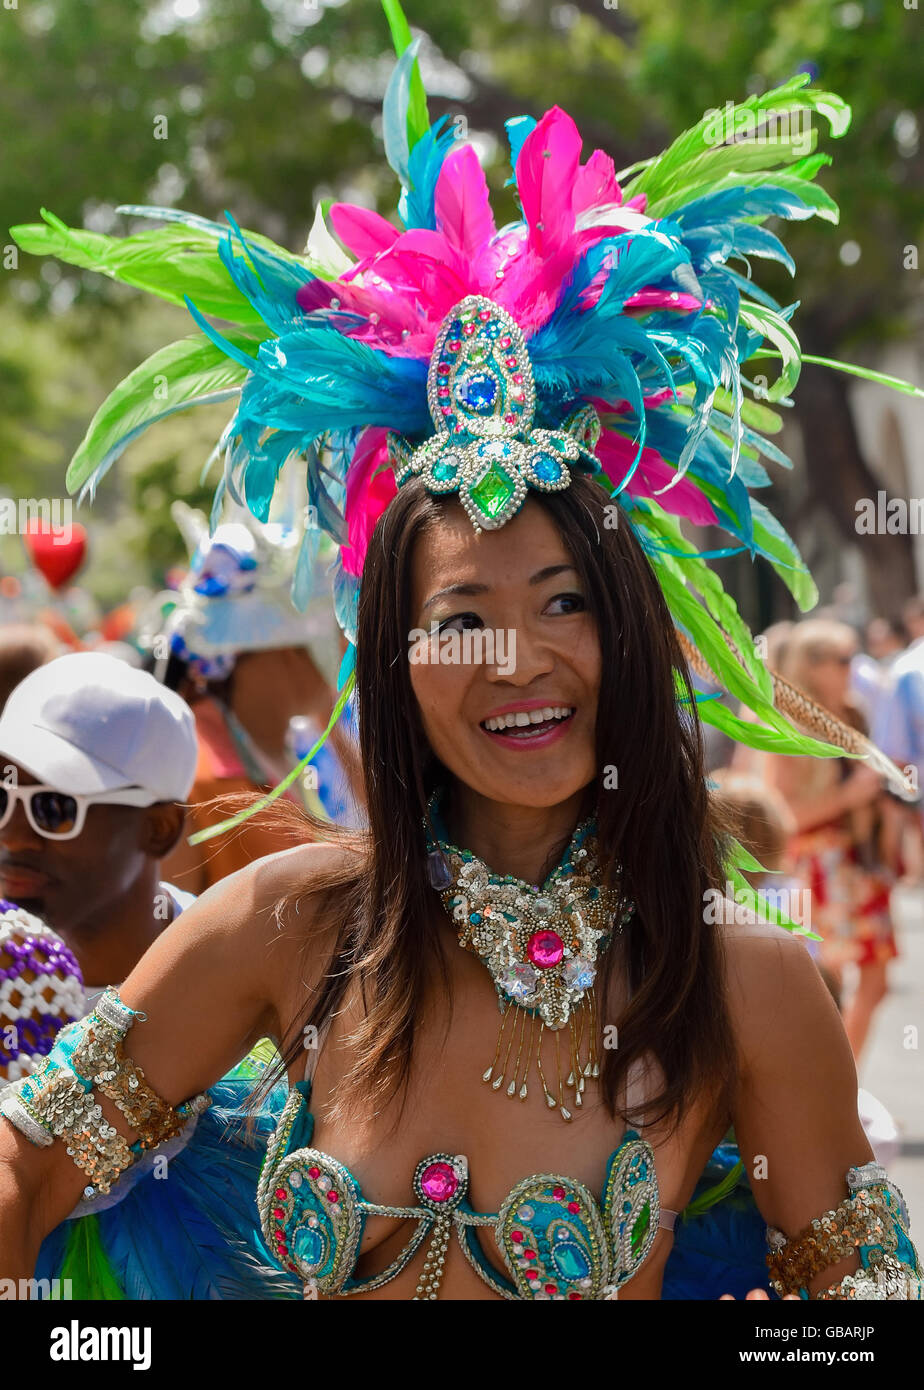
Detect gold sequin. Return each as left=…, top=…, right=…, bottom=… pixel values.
left=767, top=1186, right=919, bottom=1298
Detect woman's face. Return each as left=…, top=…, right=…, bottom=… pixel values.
left=408, top=499, right=601, bottom=809
left=807, top=643, right=855, bottom=708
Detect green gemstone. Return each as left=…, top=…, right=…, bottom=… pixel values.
left=469, top=464, right=516, bottom=518
left=630, top=1201, right=650, bottom=1253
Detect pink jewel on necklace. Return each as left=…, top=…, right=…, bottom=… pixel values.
left=527, top=929, right=564, bottom=968
left=420, top=1161, right=458, bottom=1203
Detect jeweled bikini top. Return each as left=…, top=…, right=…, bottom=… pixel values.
left=256, top=1081, right=676, bottom=1300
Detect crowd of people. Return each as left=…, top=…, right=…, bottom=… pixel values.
left=704, top=597, right=924, bottom=1075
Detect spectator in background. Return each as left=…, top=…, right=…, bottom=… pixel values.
left=763, top=620, right=896, bottom=1062
left=0, top=623, right=60, bottom=713
left=710, top=767, right=899, bottom=1167
left=710, top=767, right=802, bottom=916
left=728, top=620, right=794, bottom=777
left=851, top=616, right=905, bottom=727
left=873, top=594, right=924, bottom=782
left=0, top=652, right=198, bottom=1008
left=145, top=518, right=364, bottom=893
left=866, top=616, right=907, bottom=663
left=871, top=597, right=924, bottom=882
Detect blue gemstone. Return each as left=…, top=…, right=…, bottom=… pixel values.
left=551, top=1239, right=590, bottom=1282
left=432, top=459, right=458, bottom=482
left=293, top=1224, right=325, bottom=1268
left=532, top=452, right=561, bottom=483
left=458, top=372, right=498, bottom=413
left=427, top=850, right=453, bottom=889
left=484, top=321, right=501, bottom=339
left=470, top=911, right=483, bottom=924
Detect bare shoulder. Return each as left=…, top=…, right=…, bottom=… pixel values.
left=158, top=838, right=364, bottom=993
left=718, top=909, right=843, bottom=1075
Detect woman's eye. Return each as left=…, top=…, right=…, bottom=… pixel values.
left=438, top=612, right=483, bottom=633
left=547, top=592, right=585, bottom=615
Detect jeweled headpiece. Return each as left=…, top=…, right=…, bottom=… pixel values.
left=388, top=295, right=601, bottom=532
left=11, top=0, right=919, bottom=849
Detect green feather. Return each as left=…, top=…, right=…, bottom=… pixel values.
left=643, top=500, right=773, bottom=701
left=11, top=209, right=310, bottom=331
left=740, top=305, right=802, bottom=403
left=627, top=75, right=850, bottom=210
left=656, top=161, right=840, bottom=224
left=709, top=385, right=783, bottom=436
left=696, top=690, right=843, bottom=761
left=682, top=1159, right=745, bottom=1219
left=382, top=0, right=430, bottom=147
left=58, top=1216, right=127, bottom=1300
left=721, top=845, right=822, bottom=942
left=752, top=350, right=924, bottom=402
left=66, top=333, right=256, bottom=496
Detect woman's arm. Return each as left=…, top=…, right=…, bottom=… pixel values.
left=0, top=839, right=347, bottom=1280
left=764, top=754, right=881, bottom=834
left=725, top=919, right=897, bottom=1298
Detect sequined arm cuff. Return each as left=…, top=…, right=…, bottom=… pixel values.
left=766, top=1163, right=923, bottom=1300
left=0, top=986, right=211, bottom=1195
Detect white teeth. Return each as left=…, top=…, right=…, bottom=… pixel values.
left=482, top=706, right=575, bottom=732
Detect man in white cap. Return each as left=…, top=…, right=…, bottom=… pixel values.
left=0, top=651, right=198, bottom=1006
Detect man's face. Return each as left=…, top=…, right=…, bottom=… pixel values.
left=0, top=763, right=150, bottom=933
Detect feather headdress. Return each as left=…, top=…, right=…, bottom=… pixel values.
left=11, top=1, right=920, bottom=874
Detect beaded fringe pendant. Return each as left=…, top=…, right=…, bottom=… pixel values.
left=425, top=791, right=632, bottom=1126
left=482, top=991, right=600, bottom=1123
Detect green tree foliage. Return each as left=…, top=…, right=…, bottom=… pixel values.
left=1, top=0, right=921, bottom=610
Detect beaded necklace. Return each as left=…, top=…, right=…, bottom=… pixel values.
left=423, top=788, right=634, bottom=1121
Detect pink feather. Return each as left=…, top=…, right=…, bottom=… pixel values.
left=328, top=204, right=400, bottom=260
left=572, top=149, right=622, bottom=216
left=596, top=429, right=717, bottom=525
left=434, top=145, right=497, bottom=262
left=516, top=107, right=582, bottom=257
left=342, top=427, right=396, bottom=576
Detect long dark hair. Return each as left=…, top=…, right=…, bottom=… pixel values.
left=264, top=472, right=737, bottom=1133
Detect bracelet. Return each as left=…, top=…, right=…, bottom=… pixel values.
left=815, top=1253, right=922, bottom=1301
left=766, top=1174, right=923, bottom=1300
left=0, top=1054, right=136, bottom=1193
left=70, top=1000, right=208, bottom=1150
left=0, top=986, right=211, bottom=1194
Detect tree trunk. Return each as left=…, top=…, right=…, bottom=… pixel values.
left=792, top=358, right=918, bottom=616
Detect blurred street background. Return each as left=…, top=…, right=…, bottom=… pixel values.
left=866, top=885, right=924, bottom=1227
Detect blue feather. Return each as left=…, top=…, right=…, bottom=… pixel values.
left=504, top=115, right=537, bottom=189
left=402, top=113, right=456, bottom=230
left=35, top=1079, right=300, bottom=1300
left=383, top=34, right=424, bottom=192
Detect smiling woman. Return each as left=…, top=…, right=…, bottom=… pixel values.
left=2, top=0, right=922, bottom=1305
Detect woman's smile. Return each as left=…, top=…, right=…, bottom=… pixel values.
left=479, top=700, right=577, bottom=749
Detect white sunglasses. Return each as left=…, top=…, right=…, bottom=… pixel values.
left=0, top=783, right=159, bottom=840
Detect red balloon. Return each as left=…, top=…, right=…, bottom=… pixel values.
left=23, top=522, right=88, bottom=591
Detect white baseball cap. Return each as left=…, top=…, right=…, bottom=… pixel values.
left=0, top=652, right=198, bottom=802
